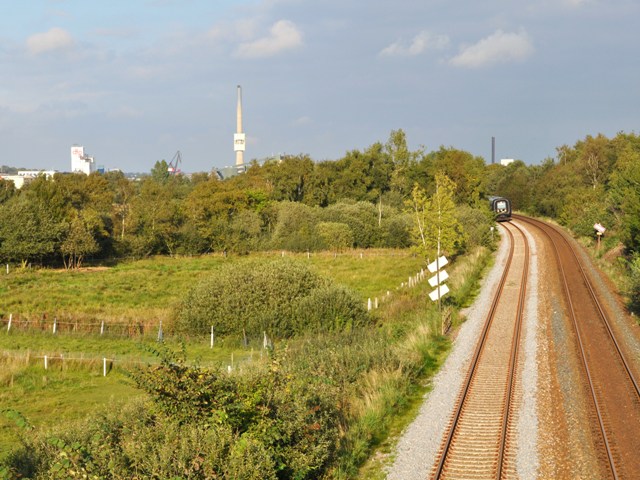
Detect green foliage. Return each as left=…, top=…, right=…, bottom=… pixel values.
left=322, top=201, right=380, bottom=248
left=407, top=174, right=464, bottom=260
left=270, top=202, right=321, bottom=252
left=0, top=195, right=65, bottom=265
left=455, top=204, right=494, bottom=250
left=2, top=409, right=33, bottom=431
left=0, top=245, right=497, bottom=479
left=0, top=178, right=16, bottom=204
left=173, top=258, right=368, bottom=338
left=5, top=351, right=341, bottom=479
left=626, top=253, right=640, bottom=315
left=293, top=284, right=369, bottom=333
left=316, top=222, right=354, bottom=252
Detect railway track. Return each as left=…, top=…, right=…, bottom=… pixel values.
left=431, top=220, right=529, bottom=479
left=515, top=214, right=640, bottom=479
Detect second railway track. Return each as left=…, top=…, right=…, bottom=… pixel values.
left=516, top=214, right=640, bottom=479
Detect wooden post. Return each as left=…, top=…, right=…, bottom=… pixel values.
left=103, top=357, right=107, bottom=377
left=7, top=314, right=11, bottom=332
left=210, top=326, right=215, bottom=348
left=44, top=355, right=48, bottom=370
left=100, top=320, right=105, bottom=335
left=53, top=318, right=57, bottom=334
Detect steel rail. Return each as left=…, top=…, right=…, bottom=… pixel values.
left=514, top=214, right=640, bottom=400
left=496, top=221, right=529, bottom=479
left=513, top=214, right=618, bottom=479
left=432, top=221, right=528, bottom=479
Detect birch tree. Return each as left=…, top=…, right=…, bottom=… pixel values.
left=408, top=173, right=463, bottom=261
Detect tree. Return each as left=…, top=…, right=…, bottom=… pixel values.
left=608, top=140, right=640, bottom=253
left=60, top=213, right=100, bottom=269
left=316, top=222, right=353, bottom=252
left=0, top=196, right=64, bottom=266
left=270, top=202, right=321, bottom=252
left=150, top=160, right=170, bottom=183
left=385, top=128, right=421, bottom=198
left=0, top=178, right=16, bottom=204
left=408, top=173, right=463, bottom=262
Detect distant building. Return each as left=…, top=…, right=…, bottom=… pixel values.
left=0, top=175, right=30, bottom=189
left=0, top=169, right=57, bottom=189
left=71, top=145, right=96, bottom=175
left=17, top=170, right=56, bottom=178
left=500, top=158, right=515, bottom=166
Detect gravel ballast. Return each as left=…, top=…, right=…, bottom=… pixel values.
left=386, top=223, right=540, bottom=479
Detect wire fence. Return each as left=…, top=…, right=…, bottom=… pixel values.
left=0, top=315, right=160, bottom=338
left=0, top=264, right=429, bottom=338
left=0, top=346, right=271, bottom=378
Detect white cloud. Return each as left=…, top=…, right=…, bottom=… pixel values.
left=449, top=30, right=534, bottom=68
left=26, top=27, right=74, bottom=55
left=380, top=31, right=450, bottom=57
left=234, top=20, right=302, bottom=58
left=292, top=115, right=312, bottom=126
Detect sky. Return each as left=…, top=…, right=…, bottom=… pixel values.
left=0, top=0, right=638, bottom=173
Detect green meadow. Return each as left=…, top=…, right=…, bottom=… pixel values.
left=0, top=250, right=426, bottom=460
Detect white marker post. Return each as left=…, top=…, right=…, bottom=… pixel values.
left=427, top=252, right=449, bottom=332
left=594, top=223, right=606, bottom=251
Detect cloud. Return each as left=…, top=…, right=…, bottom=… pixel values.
left=234, top=20, right=302, bottom=58
left=380, top=31, right=450, bottom=57
left=292, top=116, right=312, bottom=126
left=449, top=30, right=533, bottom=68
left=26, top=27, right=74, bottom=55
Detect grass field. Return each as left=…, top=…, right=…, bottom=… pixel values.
left=0, top=250, right=423, bottom=325
left=0, top=249, right=426, bottom=460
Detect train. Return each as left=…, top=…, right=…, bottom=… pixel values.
left=489, top=196, right=512, bottom=222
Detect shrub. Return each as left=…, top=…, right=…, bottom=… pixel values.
left=293, top=285, right=369, bottom=333
left=172, top=258, right=369, bottom=338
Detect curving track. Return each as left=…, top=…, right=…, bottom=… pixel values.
left=515, top=214, right=640, bottom=479
left=431, top=221, right=529, bottom=479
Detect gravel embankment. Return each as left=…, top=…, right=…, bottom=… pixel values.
left=386, top=223, right=540, bottom=479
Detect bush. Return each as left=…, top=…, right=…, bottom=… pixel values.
left=294, top=285, right=369, bottom=333
left=172, top=258, right=369, bottom=338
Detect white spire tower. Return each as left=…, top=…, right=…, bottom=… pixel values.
left=234, top=85, right=246, bottom=171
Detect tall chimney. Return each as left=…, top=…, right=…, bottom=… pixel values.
left=491, top=136, right=495, bottom=165
left=234, top=85, right=246, bottom=170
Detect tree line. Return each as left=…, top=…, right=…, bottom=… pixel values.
left=0, top=130, right=495, bottom=268
left=3, top=130, right=640, bottom=286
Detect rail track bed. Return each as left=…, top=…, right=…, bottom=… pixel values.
left=432, top=221, right=529, bottom=479
left=516, top=215, right=640, bottom=479
left=389, top=215, right=640, bottom=479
